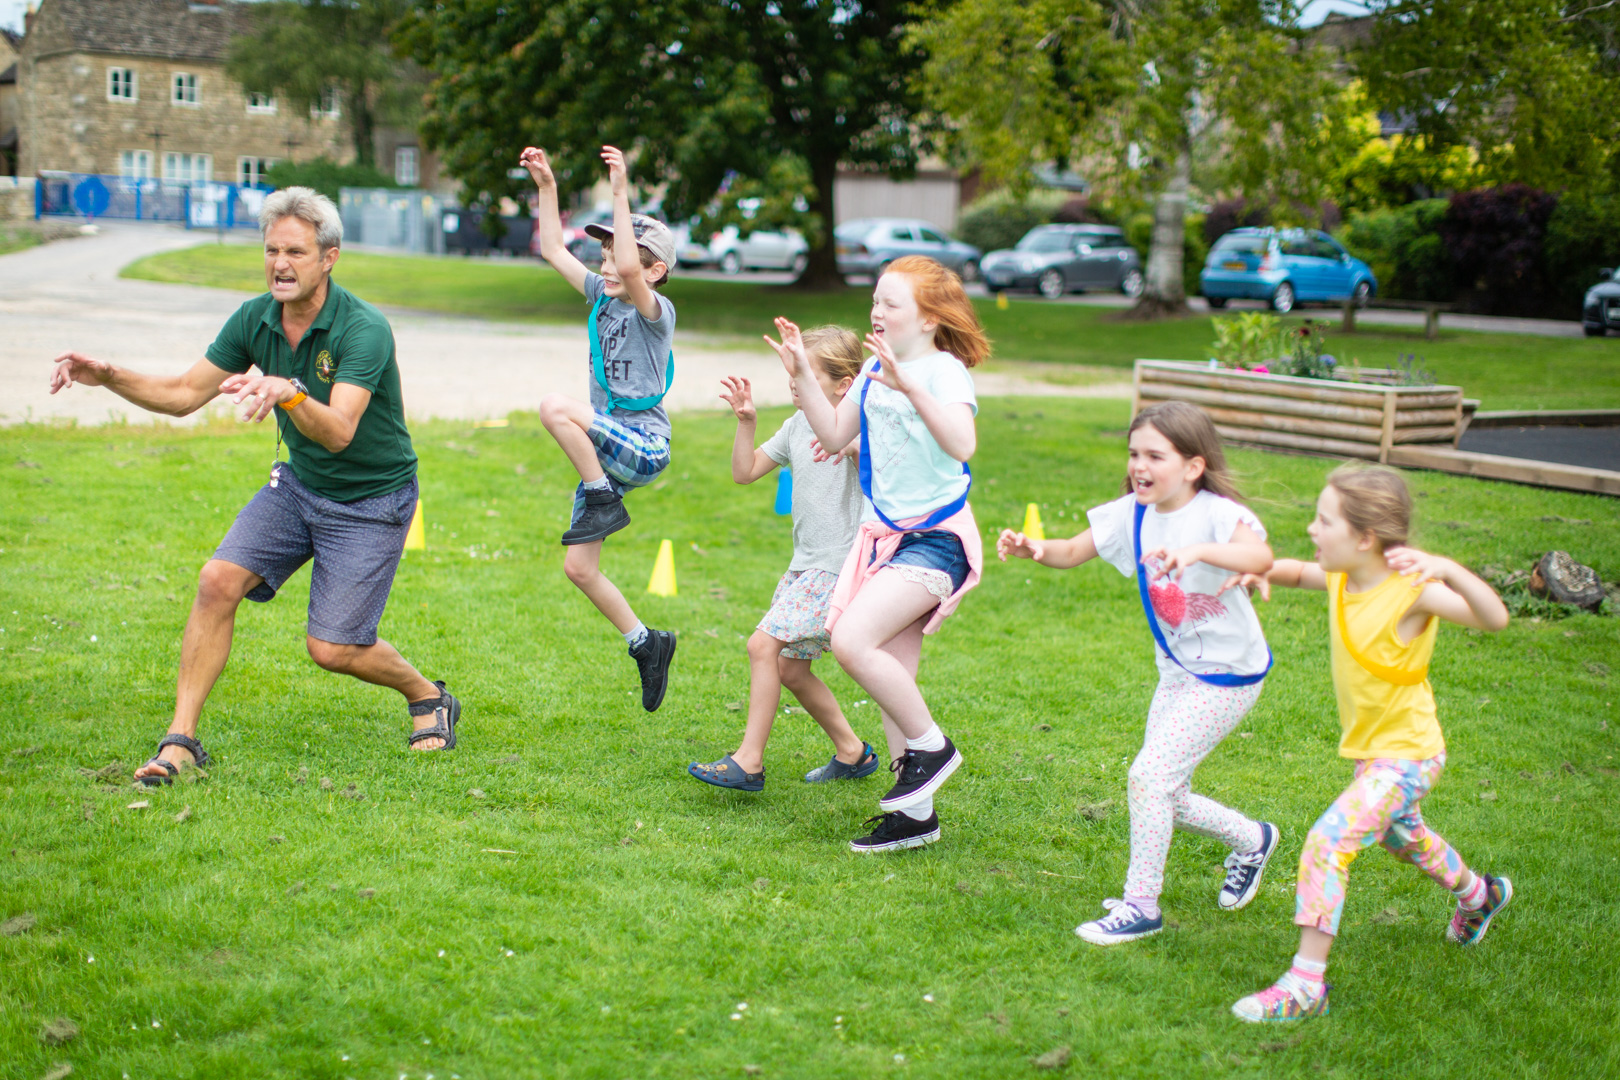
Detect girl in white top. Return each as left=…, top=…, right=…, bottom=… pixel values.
left=999, top=401, right=1279, bottom=944
left=767, top=256, right=988, bottom=854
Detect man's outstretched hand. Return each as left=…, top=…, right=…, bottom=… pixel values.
left=49, top=352, right=114, bottom=393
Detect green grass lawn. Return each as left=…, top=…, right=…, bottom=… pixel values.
left=0, top=225, right=46, bottom=257
left=122, top=243, right=1620, bottom=411
left=3, top=399, right=1618, bottom=1078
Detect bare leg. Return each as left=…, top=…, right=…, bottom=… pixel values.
left=779, top=656, right=867, bottom=764
left=305, top=636, right=444, bottom=750
left=731, top=630, right=787, bottom=774
left=539, top=393, right=607, bottom=483
left=873, top=621, right=924, bottom=765
left=563, top=540, right=640, bottom=634
left=829, top=569, right=941, bottom=741
left=1297, top=927, right=1333, bottom=965
left=134, top=559, right=260, bottom=782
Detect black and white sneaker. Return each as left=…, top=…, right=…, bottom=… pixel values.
left=848, top=811, right=940, bottom=853
left=878, top=739, right=962, bottom=811
left=1219, top=821, right=1280, bottom=911
left=629, top=629, right=676, bottom=712
left=562, top=488, right=630, bottom=545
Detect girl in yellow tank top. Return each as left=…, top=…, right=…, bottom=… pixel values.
left=1221, top=465, right=1512, bottom=1024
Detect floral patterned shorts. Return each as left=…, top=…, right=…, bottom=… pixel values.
left=757, top=569, right=840, bottom=660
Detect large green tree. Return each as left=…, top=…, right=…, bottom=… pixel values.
left=1354, top=0, right=1620, bottom=194
left=914, top=0, right=1358, bottom=315
left=396, top=0, right=928, bottom=286
left=227, top=0, right=422, bottom=169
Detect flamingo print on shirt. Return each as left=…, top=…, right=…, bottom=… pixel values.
left=1146, top=562, right=1228, bottom=659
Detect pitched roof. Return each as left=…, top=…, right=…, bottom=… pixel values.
left=39, top=0, right=253, bottom=63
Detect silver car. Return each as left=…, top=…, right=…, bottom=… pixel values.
left=834, top=218, right=983, bottom=281
left=982, top=224, right=1144, bottom=299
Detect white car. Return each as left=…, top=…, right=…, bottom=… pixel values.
left=707, top=223, right=810, bottom=275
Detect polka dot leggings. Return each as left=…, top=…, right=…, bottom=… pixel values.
left=1124, top=671, right=1266, bottom=902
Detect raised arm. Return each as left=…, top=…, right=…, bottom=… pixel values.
left=719, top=376, right=777, bottom=484
left=1145, top=520, right=1273, bottom=582
left=1387, top=546, right=1510, bottom=634
left=766, top=317, right=861, bottom=451
left=997, top=527, right=1099, bottom=570
left=49, top=353, right=227, bottom=417
left=863, top=332, right=976, bottom=462
left=520, top=146, right=589, bottom=294
left=1218, top=557, right=1325, bottom=601
left=602, top=146, right=662, bottom=322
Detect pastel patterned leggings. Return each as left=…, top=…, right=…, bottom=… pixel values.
left=1295, top=754, right=1468, bottom=936
left=1124, top=672, right=1265, bottom=901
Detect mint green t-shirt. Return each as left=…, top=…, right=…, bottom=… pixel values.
left=860, top=351, right=977, bottom=522
left=206, top=280, right=417, bottom=503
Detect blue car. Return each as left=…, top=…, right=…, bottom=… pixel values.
left=1200, top=228, right=1376, bottom=313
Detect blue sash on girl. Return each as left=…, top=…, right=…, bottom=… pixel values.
left=858, top=360, right=970, bottom=532
left=588, top=295, right=674, bottom=413
left=1131, top=500, right=1271, bottom=687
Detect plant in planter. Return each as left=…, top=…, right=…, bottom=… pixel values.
left=1278, top=319, right=1339, bottom=380
left=1209, top=313, right=1287, bottom=372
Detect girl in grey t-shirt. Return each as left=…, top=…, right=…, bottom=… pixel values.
left=688, top=327, right=881, bottom=792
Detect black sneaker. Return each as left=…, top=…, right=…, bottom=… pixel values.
left=628, top=629, right=676, bottom=712
left=878, top=738, right=962, bottom=811
left=848, top=811, right=940, bottom=853
left=562, top=488, right=630, bottom=545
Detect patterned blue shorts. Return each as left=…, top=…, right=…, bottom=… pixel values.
left=569, top=411, right=671, bottom=529
left=213, top=466, right=418, bottom=646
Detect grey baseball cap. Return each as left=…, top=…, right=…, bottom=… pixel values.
left=584, top=213, right=677, bottom=271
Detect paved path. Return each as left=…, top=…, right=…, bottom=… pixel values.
left=0, top=223, right=1123, bottom=426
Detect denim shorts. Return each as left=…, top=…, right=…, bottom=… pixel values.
left=213, top=466, right=418, bottom=646
left=872, top=529, right=970, bottom=593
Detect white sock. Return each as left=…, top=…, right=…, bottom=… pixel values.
left=583, top=474, right=613, bottom=491
left=1454, top=874, right=1488, bottom=910
left=1290, top=954, right=1327, bottom=979
left=623, top=622, right=648, bottom=648
left=905, top=724, right=947, bottom=753
left=899, top=796, right=933, bottom=821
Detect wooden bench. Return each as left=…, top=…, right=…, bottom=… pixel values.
left=1340, top=298, right=1456, bottom=339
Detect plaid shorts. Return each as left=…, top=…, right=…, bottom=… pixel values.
left=757, top=569, right=840, bottom=660
left=569, top=411, right=671, bottom=529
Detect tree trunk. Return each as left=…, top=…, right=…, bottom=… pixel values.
left=1125, top=141, right=1190, bottom=320
left=350, top=80, right=376, bottom=168
left=792, top=150, right=845, bottom=291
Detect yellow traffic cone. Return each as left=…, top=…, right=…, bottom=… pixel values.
left=403, top=499, right=426, bottom=551
left=647, top=538, right=677, bottom=597
left=1021, top=502, right=1045, bottom=541
left=996, top=292, right=1010, bottom=311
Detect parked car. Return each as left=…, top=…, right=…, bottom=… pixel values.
left=981, top=224, right=1144, bottom=299
left=1582, top=268, right=1619, bottom=337
left=834, top=218, right=982, bottom=281
left=707, top=222, right=809, bottom=274
left=529, top=206, right=615, bottom=262
left=444, top=208, right=532, bottom=256
left=1200, top=227, right=1377, bottom=314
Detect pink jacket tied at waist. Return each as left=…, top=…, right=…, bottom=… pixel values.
left=825, top=504, right=983, bottom=637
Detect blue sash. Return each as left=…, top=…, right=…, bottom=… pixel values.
left=1132, top=500, right=1271, bottom=687
left=857, top=362, right=970, bottom=532
left=588, top=295, right=674, bottom=413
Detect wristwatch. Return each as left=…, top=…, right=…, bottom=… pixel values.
left=279, top=377, right=309, bottom=411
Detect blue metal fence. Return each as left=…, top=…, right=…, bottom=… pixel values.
left=35, top=174, right=272, bottom=229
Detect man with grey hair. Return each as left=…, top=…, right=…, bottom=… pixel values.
left=48, top=186, right=461, bottom=784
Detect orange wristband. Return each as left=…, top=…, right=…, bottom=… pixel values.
left=279, top=391, right=307, bottom=411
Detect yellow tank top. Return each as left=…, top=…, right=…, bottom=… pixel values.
left=1326, top=571, right=1444, bottom=760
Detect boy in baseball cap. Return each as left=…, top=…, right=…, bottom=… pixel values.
left=520, top=143, right=678, bottom=711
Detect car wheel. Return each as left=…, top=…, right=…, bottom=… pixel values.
left=1038, top=269, right=1066, bottom=300
left=1585, top=323, right=1608, bottom=338
left=986, top=284, right=1004, bottom=295
left=1120, top=269, right=1144, bottom=299
left=1205, top=296, right=1229, bottom=309
left=1352, top=280, right=1372, bottom=308
left=1270, top=281, right=1295, bottom=314
left=958, top=259, right=981, bottom=284
left=790, top=252, right=808, bottom=276
left=720, top=251, right=742, bottom=275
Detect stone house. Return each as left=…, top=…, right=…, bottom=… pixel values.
left=15, top=0, right=351, bottom=185
left=1, top=29, right=19, bottom=174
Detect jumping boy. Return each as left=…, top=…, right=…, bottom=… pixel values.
left=521, top=144, right=677, bottom=710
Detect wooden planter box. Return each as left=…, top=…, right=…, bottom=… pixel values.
left=1132, top=360, right=1466, bottom=464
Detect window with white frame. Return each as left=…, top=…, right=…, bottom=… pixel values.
left=246, top=92, right=277, bottom=115
left=163, top=152, right=213, bottom=184
left=237, top=157, right=275, bottom=187
left=394, top=146, right=419, bottom=186
left=310, top=86, right=341, bottom=119
left=171, top=72, right=199, bottom=106
left=107, top=67, right=136, bottom=102
left=119, top=150, right=153, bottom=180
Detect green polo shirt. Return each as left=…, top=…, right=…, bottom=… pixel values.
left=206, top=280, right=417, bottom=503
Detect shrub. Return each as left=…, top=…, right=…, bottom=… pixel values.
left=955, top=188, right=1068, bottom=253
left=1545, top=192, right=1620, bottom=316
left=1440, top=184, right=1558, bottom=316
left=1203, top=198, right=1271, bottom=245
left=1339, top=199, right=1452, bottom=301
left=265, top=158, right=399, bottom=204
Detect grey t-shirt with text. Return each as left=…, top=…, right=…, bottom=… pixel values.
left=761, top=410, right=863, bottom=574
left=582, top=271, right=675, bottom=440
